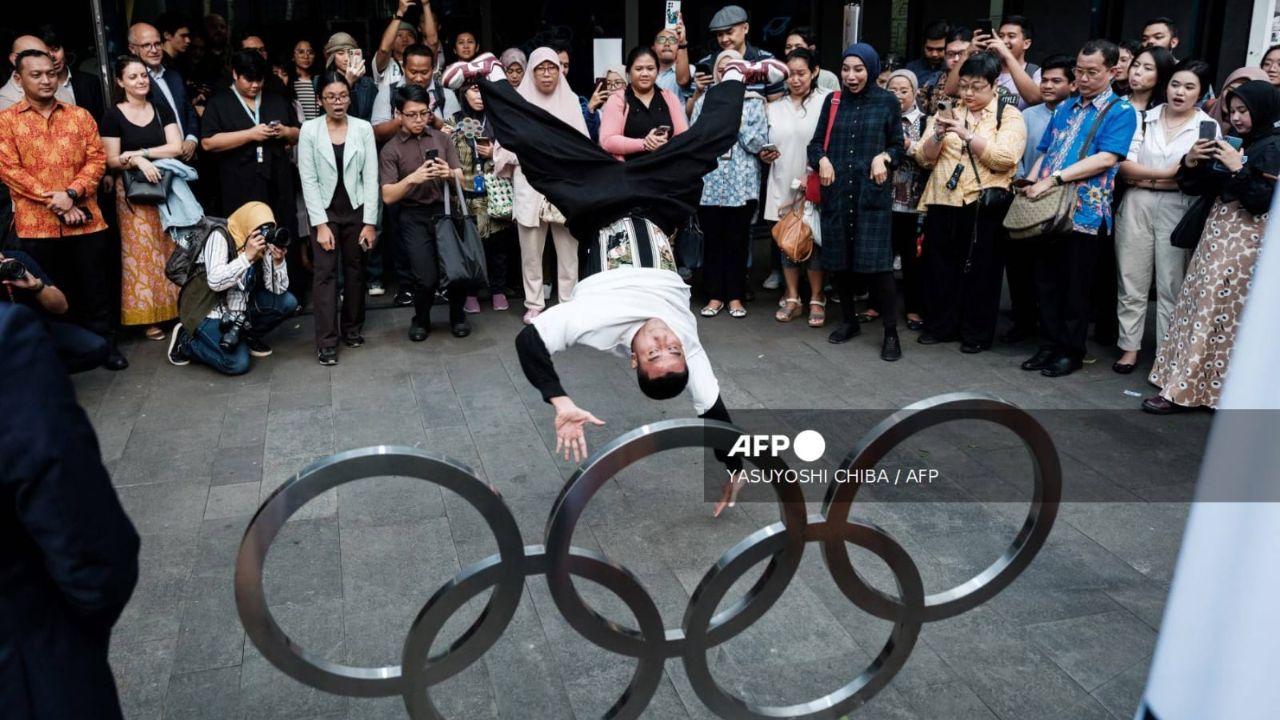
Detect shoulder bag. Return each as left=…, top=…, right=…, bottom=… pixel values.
left=123, top=168, right=175, bottom=205
left=1003, top=98, right=1118, bottom=240
left=436, top=175, right=489, bottom=288
left=805, top=93, right=842, bottom=205
left=1170, top=194, right=1215, bottom=249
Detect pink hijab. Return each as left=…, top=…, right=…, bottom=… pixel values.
left=518, top=47, right=589, bottom=137
left=1210, top=67, right=1270, bottom=131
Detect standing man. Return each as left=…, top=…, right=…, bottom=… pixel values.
left=129, top=23, right=200, bottom=164
left=375, top=0, right=428, bottom=90
left=0, top=49, right=126, bottom=370
left=372, top=44, right=457, bottom=142
left=0, top=36, right=70, bottom=111
left=35, top=26, right=105, bottom=126
left=157, top=12, right=193, bottom=69
left=653, top=19, right=691, bottom=103
left=0, top=302, right=139, bottom=720
left=921, top=26, right=972, bottom=114
left=956, top=15, right=1041, bottom=109
left=693, top=5, right=783, bottom=101
left=1140, top=18, right=1180, bottom=54
left=905, top=19, right=949, bottom=89
left=379, top=84, right=470, bottom=340
left=1018, top=40, right=1136, bottom=378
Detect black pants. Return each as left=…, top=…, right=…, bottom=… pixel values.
left=1034, top=229, right=1100, bottom=361
left=483, top=224, right=513, bottom=295
left=891, top=211, right=924, bottom=317
left=1091, top=227, right=1119, bottom=343
left=399, top=204, right=465, bottom=325
left=47, top=318, right=109, bottom=373
left=699, top=205, right=753, bottom=302
left=311, top=205, right=367, bottom=349
left=20, top=232, right=114, bottom=341
left=922, top=203, right=1003, bottom=346
left=999, top=227, right=1039, bottom=333
left=837, top=270, right=897, bottom=331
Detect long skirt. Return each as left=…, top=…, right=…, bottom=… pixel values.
left=1149, top=198, right=1264, bottom=409
left=116, top=183, right=179, bottom=326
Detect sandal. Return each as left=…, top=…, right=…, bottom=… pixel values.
left=700, top=302, right=724, bottom=317
left=775, top=298, right=802, bottom=323
left=808, top=299, right=827, bottom=328
left=145, top=326, right=166, bottom=341
left=856, top=311, right=881, bottom=324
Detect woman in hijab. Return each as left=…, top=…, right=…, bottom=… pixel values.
left=450, top=80, right=513, bottom=314
left=1207, top=67, right=1269, bottom=134
left=324, top=32, right=378, bottom=120
left=501, top=48, right=526, bottom=88
left=1145, top=80, right=1280, bottom=413
left=808, top=43, right=906, bottom=361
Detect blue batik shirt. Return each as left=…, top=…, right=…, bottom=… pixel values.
left=1036, top=89, right=1138, bottom=234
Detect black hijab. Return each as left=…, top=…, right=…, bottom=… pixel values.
left=1225, top=80, right=1280, bottom=146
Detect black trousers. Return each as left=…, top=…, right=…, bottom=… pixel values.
left=311, top=205, right=367, bottom=349
left=699, top=205, right=753, bottom=302
left=837, top=270, right=897, bottom=331
left=1091, top=227, right=1119, bottom=343
left=47, top=318, right=109, bottom=373
left=1034, top=229, right=1100, bottom=361
left=399, top=204, right=465, bottom=325
left=922, top=203, right=1003, bottom=346
left=483, top=224, right=513, bottom=295
left=891, top=211, right=924, bottom=317
left=999, top=228, right=1039, bottom=332
left=20, top=232, right=114, bottom=341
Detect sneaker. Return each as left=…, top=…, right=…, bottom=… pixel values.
left=463, top=295, right=481, bottom=314
left=368, top=281, right=386, bottom=297
left=522, top=308, right=541, bottom=325
left=342, top=335, right=365, bottom=348
left=394, top=290, right=414, bottom=307
left=721, top=58, right=788, bottom=86
left=167, top=326, right=190, bottom=366
left=762, top=270, right=781, bottom=290
left=317, top=347, right=338, bottom=366
left=442, top=53, right=501, bottom=90
left=246, top=337, right=273, bottom=358
left=491, top=293, right=510, bottom=311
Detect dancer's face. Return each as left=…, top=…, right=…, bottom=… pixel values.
left=533, top=60, right=560, bottom=94
left=630, top=320, right=687, bottom=378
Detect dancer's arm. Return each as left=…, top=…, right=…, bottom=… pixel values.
left=516, top=324, right=604, bottom=463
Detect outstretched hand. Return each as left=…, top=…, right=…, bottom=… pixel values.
left=712, top=470, right=746, bottom=518
left=552, top=398, right=605, bottom=463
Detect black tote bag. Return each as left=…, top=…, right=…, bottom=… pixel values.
left=436, top=176, right=488, bottom=288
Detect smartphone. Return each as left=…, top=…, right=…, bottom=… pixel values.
left=593, top=78, right=607, bottom=96
left=475, top=136, right=492, bottom=147
left=423, top=148, right=439, bottom=163
left=1212, top=136, right=1244, bottom=173
left=656, top=125, right=672, bottom=137
left=694, top=61, right=712, bottom=78
left=1198, top=120, right=1219, bottom=141
left=935, top=99, right=952, bottom=118
left=761, top=143, right=778, bottom=153
left=268, top=120, right=281, bottom=128
left=350, top=48, right=363, bottom=65
left=975, top=19, right=994, bottom=35
left=665, top=0, right=681, bottom=30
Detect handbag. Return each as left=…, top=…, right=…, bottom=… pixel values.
left=483, top=172, right=513, bottom=220
left=805, top=93, right=842, bottom=204
left=771, top=193, right=814, bottom=263
left=1170, top=195, right=1214, bottom=249
left=122, top=168, right=175, bottom=205
left=1003, top=98, right=1119, bottom=240
left=436, top=176, right=489, bottom=288
left=538, top=196, right=567, bottom=225
left=677, top=215, right=704, bottom=270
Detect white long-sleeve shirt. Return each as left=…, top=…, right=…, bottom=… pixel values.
left=200, top=228, right=289, bottom=319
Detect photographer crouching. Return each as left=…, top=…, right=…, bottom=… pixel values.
left=1, top=250, right=109, bottom=372
left=167, top=201, right=298, bottom=374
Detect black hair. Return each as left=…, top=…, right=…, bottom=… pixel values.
left=881, top=52, right=904, bottom=74
left=1133, top=46, right=1177, bottom=104
left=318, top=70, right=349, bottom=93
left=625, top=45, right=659, bottom=72
left=1171, top=58, right=1213, bottom=101
left=1143, top=16, right=1179, bottom=39
left=237, top=31, right=266, bottom=49
left=1040, top=54, right=1076, bottom=82
left=946, top=27, right=973, bottom=44
left=548, top=40, right=571, bottom=56
left=14, top=48, right=52, bottom=72
left=1262, top=44, right=1280, bottom=66
left=1119, top=39, right=1142, bottom=58
left=784, top=48, right=820, bottom=99
left=636, top=366, right=689, bottom=401
left=394, top=82, right=431, bottom=112
left=787, top=26, right=817, bottom=48
left=110, top=53, right=147, bottom=103
left=156, top=12, right=191, bottom=39
left=1080, top=39, right=1120, bottom=68
left=959, top=53, right=1001, bottom=84
left=35, top=24, right=62, bottom=51
left=230, top=49, right=268, bottom=81
left=923, top=20, right=949, bottom=42
left=403, top=43, right=436, bottom=65
left=999, top=15, right=1035, bottom=41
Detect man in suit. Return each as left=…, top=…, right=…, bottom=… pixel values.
left=129, top=23, right=200, bottom=163
left=0, top=302, right=140, bottom=719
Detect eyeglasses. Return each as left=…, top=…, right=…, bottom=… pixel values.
left=322, top=94, right=350, bottom=103
left=534, top=65, right=559, bottom=75
left=399, top=110, right=431, bottom=120
left=957, top=81, right=990, bottom=93
left=607, top=80, right=626, bottom=89
left=1073, top=67, right=1108, bottom=79
left=654, top=37, right=678, bottom=46
left=131, top=42, right=163, bottom=51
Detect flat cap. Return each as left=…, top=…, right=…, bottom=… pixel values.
left=709, top=5, right=749, bottom=31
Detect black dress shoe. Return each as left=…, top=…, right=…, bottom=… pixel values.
left=906, top=318, right=925, bottom=332
left=1142, top=396, right=1189, bottom=414
left=1021, top=348, right=1055, bottom=371
left=881, top=333, right=902, bottom=361
left=451, top=322, right=471, bottom=338
left=342, top=335, right=365, bottom=348
left=409, top=318, right=429, bottom=342
left=104, top=346, right=129, bottom=371
left=917, top=332, right=951, bottom=345
left=1041, top=356, right=1083, bottom=377
left=827, top=322, right=861, bottom=344
left=1112, top=361, right=1136, bottom=375
left=394, top=290, right=415, bottom=307
left=960, top=342, right=985, bottom=354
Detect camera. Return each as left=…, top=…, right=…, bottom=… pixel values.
left=0, top=258, right=27, bottom=282
left=945, top=164, right=965, bottom=191
left=219, top=311, right=250, bottom=351
left=256, top=222, right=291, bottom=250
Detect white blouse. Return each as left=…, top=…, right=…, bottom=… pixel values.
left=764, top=88, right=831, bottom=221
left=1126, top=104, right=1220, bottom=170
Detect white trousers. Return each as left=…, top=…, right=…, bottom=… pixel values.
left=517, top=221, right=578, bottom=311
left=1114, top=188, right=1194, bottom=352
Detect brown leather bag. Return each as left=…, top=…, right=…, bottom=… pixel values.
left=771, top=194, right=813, bottom=263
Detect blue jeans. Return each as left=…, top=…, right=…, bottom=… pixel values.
left=185, top=289, right=298, bottom=375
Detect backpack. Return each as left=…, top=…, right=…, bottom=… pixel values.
left=165, top=216, right=233, bottom=288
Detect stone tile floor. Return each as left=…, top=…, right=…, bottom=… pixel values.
left=74, top=297, right=1210, bottom=720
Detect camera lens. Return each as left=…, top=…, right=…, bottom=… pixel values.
left=0, top=259, right=27, bottom=282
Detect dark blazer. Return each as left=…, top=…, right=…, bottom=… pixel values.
left=69, top=70, right=106, bottom=128
left=0, top=303, right=140, bottom=719
left=147, top=64, right=201, bottom=140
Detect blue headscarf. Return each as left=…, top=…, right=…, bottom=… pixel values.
left=841, top=43, right=881, bottom=85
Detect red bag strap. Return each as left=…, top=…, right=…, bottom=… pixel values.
left=821, top=93, right=841, bottom=152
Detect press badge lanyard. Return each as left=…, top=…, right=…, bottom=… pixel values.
left=233, top=86, right=264, bottom=163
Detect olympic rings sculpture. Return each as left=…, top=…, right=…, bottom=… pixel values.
left=235, top=392, right=1061, bottom=719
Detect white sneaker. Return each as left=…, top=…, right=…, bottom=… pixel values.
left=442, top=53, right=501, bottom=91
left=762, top=270, right=782, bottom=290
left=721, top=58, right=788, bottom=86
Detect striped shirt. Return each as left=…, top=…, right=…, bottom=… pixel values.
left=200, top=228, right=290, bottom=319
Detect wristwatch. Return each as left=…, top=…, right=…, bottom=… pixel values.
left=65, top=187, right=78, bottom=201
left=1051, top=172, right=1064, bottom=187
left=393, top=13, right=405, bottom=21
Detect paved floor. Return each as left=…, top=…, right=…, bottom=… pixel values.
left=75, top=291, right=1211, bottom=720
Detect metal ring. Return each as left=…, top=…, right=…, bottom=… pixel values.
left=542, top=419, right=809, bottom=659
left=820, top=392, right=1062, bottom=623
left=233, top=446, right=525, bottom=697
left=681, top=519, right=924, bottom=720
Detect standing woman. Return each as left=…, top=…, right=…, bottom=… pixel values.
left=886, top=68, right=927, bottom=332
left=298, top=73, right=379, bottom=366
left=1113, top=60, right=1216, bottom=374
left=451, top=81, right=512, bottom=313
left=1145, top=80, right=1280, bottom=413
left=911, top=53, right=1026, bottom=353
left=809, top=43, right=906, bottom=360
left=763, top=49, right=830, bottom=326
left=290, top=39, right=321, bottom=121
left=599, top=46, right=688, bottom=162
left=501, top=48, right=526, bottom=88
left=493, top=47, right=583, bottom=324
left=694, top=50, right=769, bottom=319
left=101, top=54, right=185, bottom=341
left=1208, top=67, right=1269, bottom=135
left=324, top=33, right=378, bottom=121
left=1125, top=47, right=1176, bottom=114
left=452, top=31, right=481, bottom=64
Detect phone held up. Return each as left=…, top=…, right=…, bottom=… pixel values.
left=1199, top=120, right=1219, bottom=141
left=975, top=18, right=994, bottom=36
left=665, top=1, right=681, bottom=30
